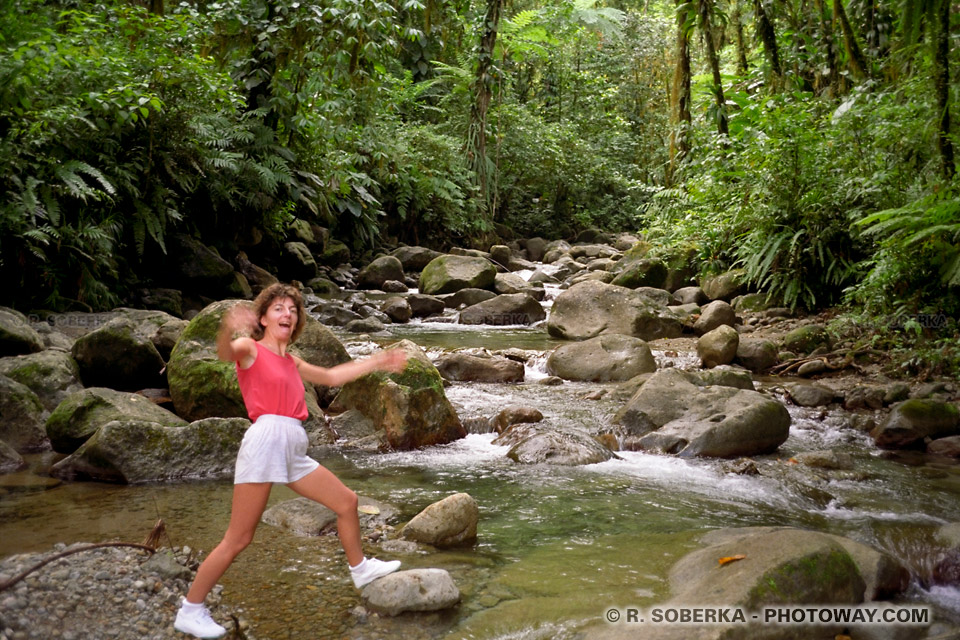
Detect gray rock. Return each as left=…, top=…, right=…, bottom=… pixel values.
left=547, top=280, right=682, bottom=342
left=435, top=352, right=524, bottom=383
left=735, top=339, right=779, bottom=372
left=793, top=450, right=854, bottom=470
left=330, top=341, right=465, bottom=450
left=401, top=493, right=478, bottom=547
left=166, top=233, right=237, bottom=295
left=673, top=287, right=709, bottom=306
left=358, top=255, right=405, bottom=290
left=344, top=317, right=387, bottom=333
left=381, top=280, right=408, bottom=293
left=844, top=385, right=886, bottom=410
left=523, top=237, right=548, bottom=262
left=459, top=293, right=545, bottom=326
left=497, top=425, right=617, bottom=465
left=871, top=399, right=960, bottom=449
left=330, top=409, right=379, bottom=442
left=0, top=349, right=84, bottom=412
left=262, top=495, right=396, bottom=536
left=614, top=368, right=790, bottom=458
left=46, top=387, right=187, bottom=454
left=406, top=294, right=445, bottom=318
left=361, top=569, right=460, bottom=616
left=50, top=417, right=247, bottom=483
left=419, top=255, right=496, bottom=295
left=797, top=360, right=827, bottom=377
left=782, top=324, right=830, bottom=354
left=381, top=297, right=412, bottom=323
left=237, top=251, right=280, bottom=293
left=0, top=375, right=47, bottom=452
left=492, top=406, right=543, bottom=433
left=442, top=288, right=498, bottom=309
left=610, top=257, right=668, bottom=290
left=785, top=383, right=836, bottom=407
left=489, top=244, right=513, bottom=268
left=693, top=300, right=737, bottom=336
left=312, top=301, right=362, bottom=326
left=697, top=325, right=739, bottom=368
left=700, top=269, right=745, bottom=301
left=71, top=317, right=166, bottom=391
left=391, top=246, right=443, bottom=272
left=141, top=552, right=192, bottom=581
left=546, top=334, right=656, bottom=382
left=928, top=436, right=960, bottom=457
left=0, top=307, right=44, bottom=357
left=282, top=241, right=319, bottom=281
left=493, top=272, right=538, bottom=298
left=0, top=439, right=25, bottom=474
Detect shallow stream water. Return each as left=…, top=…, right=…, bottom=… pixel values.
left=3, top=287, right=960, bottom=639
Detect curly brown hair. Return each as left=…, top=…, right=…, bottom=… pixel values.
left=251, top=283, right=306, bottom=343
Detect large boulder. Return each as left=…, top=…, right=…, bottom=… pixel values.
left=693, top=300, right=737, bottom=336
left=380, top=297, right=412, bottom=323
left=0, top=375, right=48, bottom=452
left=401, top=492, right=479, bottom=547
left=523, top=237, right=548, bottom=262
left=782, top=324, right=830, bottom=355
left=358, top=255, right=405, bottom=290
left=0, top=308, right=44, bottom=357
left=281, top=241, right=319, bottom=281
left=871, top=399, right=960, bottom=449
left=318, top=238, right=351, bottom=267
left=361, top=569, right=460, bottom=616
left=166, top=300, right=248, bottom=422
left=330, top=340, right=465, bottom=450
left=289, top=316, right=352, bottom=403
left=497, top=425, right=617, bottom=465
left=50, top=417, right=248, bottom=483
left=0, top=349, right=84, bottom=412
left=45, top=387, right=187, bottom=454
left=610, top=257, right=668, bottom=290
left=613, top=368, right=790, bottom=458
left=443, top=288, right=498, bottom=309
left=165, top=234, right=236, bottom=295
left=391, top=246, right=443, bottom=272
left=697, top=324, right=739, bottom=368
left=546, top=334, right=656, bottom=382
left=547, top=280, right=683, bottom=342
left=435, top=353, right=525, bottom=383
left=71, top=317, right=166, bottom=391
left=493, top=272, right=543, bottom=300
left=459, top=293, right=545, bottom=326
left=407, top=294, right=445, bottom=318
left=736, top=338, right=779, bottom=372
left=700, top=269, right=745, bottom=301
left=419, top=255, right=497, bottom=295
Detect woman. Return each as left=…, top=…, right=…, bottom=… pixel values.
left=174, top=283, right=407, bottom=639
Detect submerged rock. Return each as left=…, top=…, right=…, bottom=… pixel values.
left=401, top=492, right=479, bottom=547
left=499, top=425, right=617, bottom=466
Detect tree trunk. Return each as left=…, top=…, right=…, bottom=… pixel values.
left=813, top=0, right=841, bottom=96
left=466, top=0, right=504, bottom=204
left=700, top=0, right=728, bottom=135
left=732, top=0, right=749, bottom=76
left=934, top=0, right=955, bottom=178
left=148, top=0, right=164, bottom=15
left=754, top=0, right=782, bottom=90
left=668, top=0, right=692, bottom=184
left=832, top=0, right=868, bottom=79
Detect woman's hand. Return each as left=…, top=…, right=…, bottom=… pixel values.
left=371, top=349, right=408, bottom=374
left=217, top=303, right=259, bottom=363
left=223, top=303, right=258, bottom=336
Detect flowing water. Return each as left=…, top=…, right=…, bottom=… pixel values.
left=3, top=282, right=960, bottom=639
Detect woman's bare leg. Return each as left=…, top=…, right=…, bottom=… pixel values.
left=185, top=482, right=272, bottom=603
left=287, top=466, right=362, bottom=566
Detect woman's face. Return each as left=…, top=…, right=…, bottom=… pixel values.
left=260, top=296, right=298, bottom=341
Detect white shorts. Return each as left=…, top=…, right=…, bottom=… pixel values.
left=234, top=414, right=320, bottom=484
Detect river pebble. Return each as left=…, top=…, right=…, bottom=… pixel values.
left=0, top=544, right=247, bottom=640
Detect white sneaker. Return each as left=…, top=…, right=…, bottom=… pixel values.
left=350, top=557, right=401, bottom=588
left=174, top=600, right=227, bottom=638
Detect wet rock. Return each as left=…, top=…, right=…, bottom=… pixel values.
left=51, top=417, right=247, bottom=483
left=527, top=268, right=561, bottom=285
left=381, top=297, right=413, bottom=323
left=358, top=255, right=405, bottom=290
left=46, top=387, right=186, bottom=454
left=331, top=340, right=465, bottom=450
left=361, top=569, right=460, bottom=616
left=459, top=293, right=545, bottom=326
left=0, top=439, right=25, bottom=473
left=391, top=246, right=442, bottom=272
left=781, top=324, right=830, bottom=355
left=0, top=349, right=84, bottom=412
left=435, top=352, right=525, bottom=383
left=407, top=294, right=445, bottom=318
left=793, top=450, right=854, bottom=470
left=71, top=317, right=166, bottom=391
left=0, top=375, right=48, bottom=452
left=883, top=382, right=911, bottom=405
left=546, top=334, right=656, bottom=382
left=700, top=269, right=745, bottom=301
left=609, top=257, right=668, bottom=290
left=797, top=360, right=827, bottom=377
left=614, top=368, right=790, bottom=458
left=492, top=406, right=543, bottom=433
left=345, top=317, right=387, bottom=333
left=330, top=409, right=379, bottom=442
left=0, top=307, right=44, bottom=357
left=844, top=386, right=886, bottom=410
left=501, top=425, right=617, bottom=465
left=547, top=280, right=683, bottom=342
left=537, top=376, right=563, bottom=386
left=785, top=383, right=837, bottom=407
left=934, top=550, right=960, bottom=586
left=697, top=325, right=739, bottom=368
left=307, top=276, right=341, bottom=296
left=419, top=255, right=496, bottom=295
left=401, top=492, right=478, bottom=547
left=871, top=399, right=960, bottom=449
left=382, top=280, right=408, bottom=293
left=735, top=338, right=779, bottom=372
left=312, top=300, right=362, bottom=326
left=673, top=286, right=709, bottom=306
left=725, top=458, right=759, bottom=475
left=442, top=288, right=498, bottom=309
left=928, top=436, right=960, bottom=457
left=263, top=495, right=397, bottom=536
left=523, top=237, right=548, bottom=262
left=693, top=300, right=737, bottom=336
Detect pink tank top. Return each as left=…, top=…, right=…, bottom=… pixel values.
left=236, top=342, right=309, bottom=422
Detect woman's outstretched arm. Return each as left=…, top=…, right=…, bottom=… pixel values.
left=293, top=349, right=407, bottom=387
left=216, top=304, right=258, bottom=365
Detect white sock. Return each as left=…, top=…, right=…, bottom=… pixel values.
left=349, top=557, right=367, bottom=571
left=181, top=599, right=205, bottom=612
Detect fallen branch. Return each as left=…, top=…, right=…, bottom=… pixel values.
left=769, top=348, right=884, bottom=376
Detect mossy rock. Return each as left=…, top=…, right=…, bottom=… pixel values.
left=0, top=307, right=43, bottom=357
left=0, top=349, right=84, bottom=412
left=419, top=255, right=497, bottom=295
left=46, top=387, right=187, bottom=454
left=781, top=324, right=830, bottom=355
left=71, top=317, right=167, bottom=391
left=318, top=239, right=351, bottom=267
left=871, top=399, right=960, bottom=449
left=0, top=375, right=48, bottom=452
left=306, top=277, right=341, bottom=297
left=700, top=269, right=746, bottom=301
left=331, top=340, right=464, bottom=450
left=609, top=257, right=668, bottom=290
